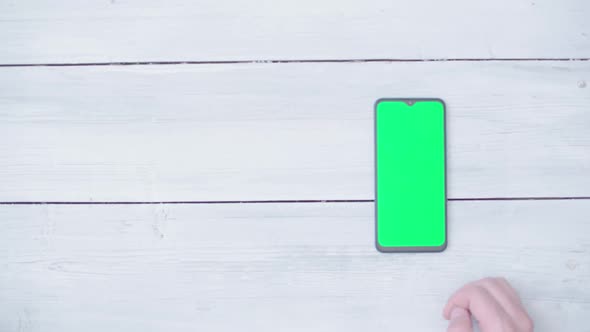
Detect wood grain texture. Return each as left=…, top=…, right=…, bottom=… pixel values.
left=1, top=61, right=589, bottom=201
left=0, top=0, right=589, bottom=64
left=0, top=201, right=588, bottom=331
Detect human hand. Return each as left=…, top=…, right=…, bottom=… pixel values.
left=443, top=277, right=534, bottom=332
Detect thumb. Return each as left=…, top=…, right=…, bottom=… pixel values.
left=446, top=307, right=473, bottom=332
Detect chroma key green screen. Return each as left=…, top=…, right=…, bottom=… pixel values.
left=374, top=99, right=447, bottom=252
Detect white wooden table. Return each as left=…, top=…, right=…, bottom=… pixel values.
left=1, top=1, right=589, bottom=331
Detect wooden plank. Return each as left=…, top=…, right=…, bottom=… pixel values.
left=1, top=61, right=589, bottom=201
left=0, top=0, right=589, bottom=64
left=0, top=200, right=588, bottom=331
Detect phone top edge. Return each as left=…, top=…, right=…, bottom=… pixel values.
left=374, top=98, right=446, bottom=107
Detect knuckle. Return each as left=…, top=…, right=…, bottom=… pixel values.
left=479, top=278, right=496, bottom=289
left=472, top=285, right=491, bottom=298
left=480, top=277, right=495, bottom=284
left=497, top=276, right=509, bottom=284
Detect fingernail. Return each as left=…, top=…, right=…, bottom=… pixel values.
left=450, top=307, right=467, bottom=320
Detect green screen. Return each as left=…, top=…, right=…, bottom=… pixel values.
left=375, top=99, right=446, bottom=251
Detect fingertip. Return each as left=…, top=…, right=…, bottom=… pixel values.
left=450, top=307, right=469, bottom=319
left=443, top=297, right=458, bottom=319
left=443, top=286, right=470, bottom=319
left=447, top=307, right=473, bottom=332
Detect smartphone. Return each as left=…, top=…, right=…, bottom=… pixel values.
left=374, top=98, right=447, bottom=252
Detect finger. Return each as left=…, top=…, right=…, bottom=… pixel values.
left=447, top=307, right=473, bottom=332
left=489, top=278, right=533, bottom=330
left=480, top=278, right=519, bottom=306
left=495, top=277, right=522, bottom=304
left=480, top=278, right=530, bottom=321
left=443, top=278, right=513, bottom=317
left=443, top=280, right=488, bottom=318
left=443, top=283, right=506, bottom=331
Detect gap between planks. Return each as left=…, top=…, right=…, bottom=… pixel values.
left=1, top=57, right=590, bottom=68
left=1, top=196, right=590, bottom=205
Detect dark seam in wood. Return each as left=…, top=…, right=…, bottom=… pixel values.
left=0, top=58, right=589, bottom=68
left=1, top=197, right=589, bottom=205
